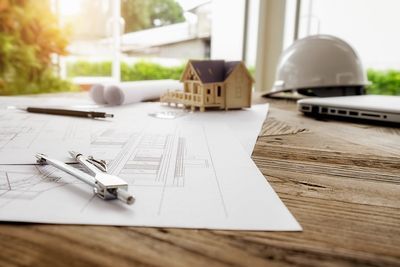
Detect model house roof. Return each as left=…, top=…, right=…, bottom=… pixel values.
left=188, top=60, right=243, bottom=83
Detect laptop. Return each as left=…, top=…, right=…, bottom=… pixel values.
left=298, top=95, right=400, bottom=123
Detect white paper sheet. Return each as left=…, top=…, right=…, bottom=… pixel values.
left=112, top=102, right=269, bottom=155
left=180, top=104, right=269, bottom=155
left=0, top=97, right=300, bottom=230
left=0, top=102, right=268, bottom=164
left=0, top=95, right=96, bottom=109
left=91, top=80, right=183, bottom=105
left=0, top=120, right=300, bottom=230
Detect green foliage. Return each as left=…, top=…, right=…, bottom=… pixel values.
left=148, top=0, right=185, bottom=27
left=66, top=62, right=400, bottom=96
left=0, top=0, right=77, bottom=95
left=67, top=61, right=184, bottom=81
left=248, top=66, right=255, bottom=79
left=367, top=69, right=400, bottom=95
left=121, top=0, right=150, bottom=33
left=67, top=61, right=112, bottom=78
left=121, top=61, right=184, bottom=81
left=244, top=66, right=399, bottom=95
left=122, top=0, right=184, bottom=32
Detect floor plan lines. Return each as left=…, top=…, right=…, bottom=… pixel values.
left=0, top=165, right=69, bottom=208
left=0, top=111, right=95, bottom=164
left=0, top=125, right=40, bottom=150
left=112, top=128, right=211, bottom=190
left=118, top=133, right=175, bottom=186
left=91, top=129, right=130, bottom=147
left=0, top=172, right=11, bottom=193
left=172, top=137, right=209, bottom=187
left=0, top=112, right=50, bottom=151
left=173, top=137, right=186, bottom=186
left=89, top=128, right=141, bottom=174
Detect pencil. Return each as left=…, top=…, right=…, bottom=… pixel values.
left=22, top=107, right=114, bottom=119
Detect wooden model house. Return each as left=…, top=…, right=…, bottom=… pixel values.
left=161, top=60, right=254, bottom=111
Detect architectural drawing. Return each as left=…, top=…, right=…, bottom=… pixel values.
left=0, top=123, right=215, bottom=214
left=0, top=110, right=109, bottom=164
left=0, top=119, right=46, bottom=150
left=0, top=165, right=73, bottom=208
left=0, top=103, right=300, bottom=230
left=91, top=127, right=209, bottom=190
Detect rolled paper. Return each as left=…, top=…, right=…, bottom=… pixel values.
left=89, top=84, right=108, bottom=104
left=103, top=80, right=183, bottom=106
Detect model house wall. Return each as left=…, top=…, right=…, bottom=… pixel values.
left=225, top=63, right=252, bottom=109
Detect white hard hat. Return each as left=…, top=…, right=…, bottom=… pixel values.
left=268, top=34, right=369, bottom=97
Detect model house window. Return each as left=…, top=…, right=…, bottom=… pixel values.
left=207, top=89, right=211, bottom=94
left=189, top=70, right=196, bottom=80
left=217, top=86, right=221, bottom=97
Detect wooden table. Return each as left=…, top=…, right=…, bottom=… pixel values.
left=1, top=97, right=399, bottom=267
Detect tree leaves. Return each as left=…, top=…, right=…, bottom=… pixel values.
left=122, top=0, right=184, bottom=33
left=0, top=0, right=76, bottom=95
left=66, top=60, right=184, bottom=81
left=367, top=70, right=400, bottom=95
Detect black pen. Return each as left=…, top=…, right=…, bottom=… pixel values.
left=19, top=107, right=114, bottom=119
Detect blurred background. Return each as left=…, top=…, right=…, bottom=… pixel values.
left=0, top=0, right=399, bottom=95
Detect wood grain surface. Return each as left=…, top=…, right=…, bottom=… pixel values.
left=0, top=97, right=399, bottom=267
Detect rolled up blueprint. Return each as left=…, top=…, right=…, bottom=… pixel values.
left=95, top=80, right=182, bottom=106
left=89, top=84, right=108, bottom=104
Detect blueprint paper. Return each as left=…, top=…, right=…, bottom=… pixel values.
left=0, top=102, right=268, bottom=164
left=111, top=102, right=269, bottom=155
left=0, top=120, right=301, bottom=230
left=0, top=111, right=102, bottom=164
left=0, top=99, right=300, bottom=230
left=181, top=104, right=269, bottom=155
left=0, top=95, right=96, bottom=109
left=102, top=80, right=182, bottom=105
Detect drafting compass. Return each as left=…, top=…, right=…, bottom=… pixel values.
left=36, top=151, right=135, bottom=205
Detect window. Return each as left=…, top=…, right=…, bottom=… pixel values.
left=54, top=0, right=212, bottom=84
left=55, top=0, right=120, bottom=82
left=0, top=0, right=253, bottom=95
left=54, top=0, right=252, bottom=86
left=217, top=86, right=221, bottom=97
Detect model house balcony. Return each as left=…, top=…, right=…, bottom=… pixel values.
left=161, top=91, right=204, bottom=107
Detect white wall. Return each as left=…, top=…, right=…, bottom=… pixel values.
left=211, top=0, right=246, bottom=60
left=244, top=0, right=259, bottom=66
